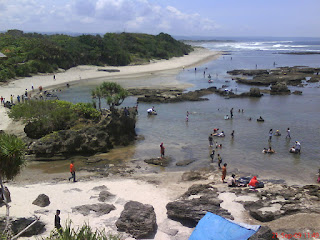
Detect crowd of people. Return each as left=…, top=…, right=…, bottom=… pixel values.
left=203, top=107, right=306, bottom=187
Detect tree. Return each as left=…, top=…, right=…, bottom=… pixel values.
left=99, top=82, right=128, bottom=109
left=91, top=86, right=103, bottom=111
left=0, top=133, right=26, bottom=238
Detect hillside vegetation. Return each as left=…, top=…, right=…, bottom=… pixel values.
left=0, top=30, right=193, bottom=82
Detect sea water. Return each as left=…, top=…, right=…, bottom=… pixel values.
left=57, top=37, right=320, bottom=184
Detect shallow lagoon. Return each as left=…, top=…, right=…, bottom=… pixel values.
left=56, top=39, right=320, bottom=184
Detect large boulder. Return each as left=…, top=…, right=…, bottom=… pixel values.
left=72, top=203, right=115, bottom=216
left=32, top=194, right=50, bottom=207
left=166, top=184, right=233, bottom=227
left=116, top=201, right=157, bottom=238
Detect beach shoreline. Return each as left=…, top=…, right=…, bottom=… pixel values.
left=0, top=47, right=221, bottom=131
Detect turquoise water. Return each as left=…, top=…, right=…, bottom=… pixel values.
left=57, top=38, right=320, bottom=184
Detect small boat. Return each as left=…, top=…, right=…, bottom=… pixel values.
left=257, top=118, right=264, bottom=122
left=208, top=80, right=213, bottom=83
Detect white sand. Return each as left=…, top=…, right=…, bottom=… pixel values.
left=6, top=173, right=197, bottom=240
left=0, top=47, right=221, bottom=131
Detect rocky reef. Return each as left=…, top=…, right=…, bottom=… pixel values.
left=228, top=66, right=320, bottom=88
left=129, top=86, right=262, bottom=103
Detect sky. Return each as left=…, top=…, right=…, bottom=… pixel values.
left=1, top=0, right=320, bottom=38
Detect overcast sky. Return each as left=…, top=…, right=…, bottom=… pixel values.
left=1, top=0, right=319, bottom=37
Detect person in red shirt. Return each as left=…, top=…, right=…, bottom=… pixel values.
left=160, top=143, right=165, bottom=158
left=222, top=163, right=227, bottom=183
left=248, top=176, right=259, bottom=189
left=68, top=161, right=76, bottom=182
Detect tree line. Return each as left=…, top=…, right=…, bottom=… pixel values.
left=0, top=30, right=193, bottom=82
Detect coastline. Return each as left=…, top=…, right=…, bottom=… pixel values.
left=2, top=45, right=320, bottom=239
left=0, top=47, right=221, bottom=131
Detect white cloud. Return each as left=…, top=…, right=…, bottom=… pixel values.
left=0, top=0, right=220, bottom=35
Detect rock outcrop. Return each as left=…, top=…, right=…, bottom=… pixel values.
left=239, top=184, right=320, bottom=222
left=27, top=108, right=136, bottom=159
left=270, top=82, right=291, bottom=95
left=144, top=157, right=171, bottom=167
left=228, top=66, right=320, bottom=87
left=166, top=184, right=233, bottom=227
left=116, top=201, right=157, bottom=238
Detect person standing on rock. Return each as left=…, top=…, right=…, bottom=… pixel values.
left=222, top=163, right=227, bottom=183
left=160, top=143, right=165, bottom=158
left=68, top=161, right=76, bottom=182
left=54, top=210, right=62, bottom=234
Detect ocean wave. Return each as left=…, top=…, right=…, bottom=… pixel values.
left=199, top=40, right=319, bottom=52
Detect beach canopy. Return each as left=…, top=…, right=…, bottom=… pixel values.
left=189, top=212, right=260, bottom=240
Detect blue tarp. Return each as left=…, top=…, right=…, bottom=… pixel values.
left=189, top=212, right=260, bottom=240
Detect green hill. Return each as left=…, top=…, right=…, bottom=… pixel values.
left=0, top=30, right=193, bottom=82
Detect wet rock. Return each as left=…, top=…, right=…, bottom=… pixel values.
left=249, top=87, right=263, bottom=97
left=249, top=226, right=278, bottom=240
left=144, top=157, right=171, bottom=167
left=176, top=159, right=195, bottom=166
left=72, top=203, right=115, bottom=216
left=227, top=69, right=269, bottom=76
left=11, top=217, right=46, bottom=237
left=116, top=201, right=157, bottom=239
left=32, top=194, right=50, bottom=207
left=98, top=190, right=115, bottom=202
left=292, top=90, right=302, bottom=95
left=134, top=87, right=217, bottom=103
left=270, top=82, right=291, bottom=95
left=308, top=76, right=320, bottom=82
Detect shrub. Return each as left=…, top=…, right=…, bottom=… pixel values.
left=71, top=103, right=101, bottom=120
left=45, top=221, right=123, bottom=240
